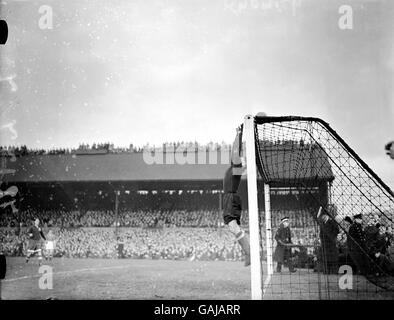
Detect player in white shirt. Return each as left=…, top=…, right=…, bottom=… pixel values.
left=44, top=230, right=56, bottom=261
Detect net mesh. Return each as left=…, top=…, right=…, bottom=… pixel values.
left=254, top=116, right=394, bottom=299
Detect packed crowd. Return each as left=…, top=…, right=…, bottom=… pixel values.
left=0, top=228, right=246, bottom=261
left=0, top=226, right=321, bottom=261
left=1, top=139, right=317, bottom=158
left=0, top=229, right=25, bottom=257
left=0, top=141, right=233, bottom=157
left=0, top=208, right=317, bottom=229
left=0, top=202, right=322, bottom=262
left=1, top=216, right=393, bottom=267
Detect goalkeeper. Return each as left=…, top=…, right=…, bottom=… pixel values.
left=222, top=126, right=250, bottom=266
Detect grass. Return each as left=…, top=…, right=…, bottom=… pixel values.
left=2, top=257, right=394, bottom=300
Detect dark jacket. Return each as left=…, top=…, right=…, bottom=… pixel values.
left=320, top=219, right=340, bottom=245
left=369, top=232, right=390, bottom=256
left=274, top=225, right=292, bottom=263
left=347, top=222, right=366, bottom=252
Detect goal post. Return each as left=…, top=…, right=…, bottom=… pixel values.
left=247, top=114, right=394, bottom=299
left=264, top=183, right=274, bottom=278
left=243, top=115, right=263, bottom=300
left=244, top=115, right=274, bottom=300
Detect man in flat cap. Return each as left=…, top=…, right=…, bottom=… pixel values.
left=316, top=206, right=340, bottom=274
left=274, top=217, right=296, bottom=273
left=344, top=216, right=353, bottom=225
left=347, top=214, right=370, bottom=275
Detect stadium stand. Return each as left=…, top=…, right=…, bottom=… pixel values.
left=0, top=140, right=393, bottom=272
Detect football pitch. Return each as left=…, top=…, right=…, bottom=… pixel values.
left=2, top=258, right=394, bottom=300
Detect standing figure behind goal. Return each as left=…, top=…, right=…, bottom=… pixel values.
left=222, top=126, right=250, bottom=266
left=274, top=217, right=297, bottom=273
left=26, top=218, right=46, bottom=266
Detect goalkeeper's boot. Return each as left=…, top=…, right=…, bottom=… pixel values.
left=276, top=263, right=282, bottom=273
left=237, top=233, right=250, bottom=267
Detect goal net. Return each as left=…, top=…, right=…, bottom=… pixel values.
left=244, top=115, right=394, bottom=300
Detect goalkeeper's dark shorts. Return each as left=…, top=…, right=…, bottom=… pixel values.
left=223, top=192, right=242, bottom=225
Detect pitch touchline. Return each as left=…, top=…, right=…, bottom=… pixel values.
left=3, top=265, right=132, bottom=283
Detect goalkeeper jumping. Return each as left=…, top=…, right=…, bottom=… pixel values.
left=222, top=126, right=250, bottom=266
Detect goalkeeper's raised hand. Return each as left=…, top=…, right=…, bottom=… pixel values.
left=231, top=125, right=244, bottom=168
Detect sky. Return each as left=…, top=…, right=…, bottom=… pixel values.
left=0, top=0, right=393, bottom=187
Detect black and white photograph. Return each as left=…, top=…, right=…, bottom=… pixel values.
left=0, top=0, right=394, bottom=305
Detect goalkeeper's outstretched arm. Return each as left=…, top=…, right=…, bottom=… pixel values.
left=231, top=125, right=243, bottom=168
left=224, top=126, right=245, bottom=193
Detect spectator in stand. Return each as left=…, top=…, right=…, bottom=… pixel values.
left=366, top=224, right=394, bottom=276
left=316, top=206, right=340, bottom=274
left=347, top=214, right=370, bottom=275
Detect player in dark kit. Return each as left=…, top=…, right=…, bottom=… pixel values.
left=26, top=218, right=46, bottom=266
left=222, top=126, right=250, bottom=266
